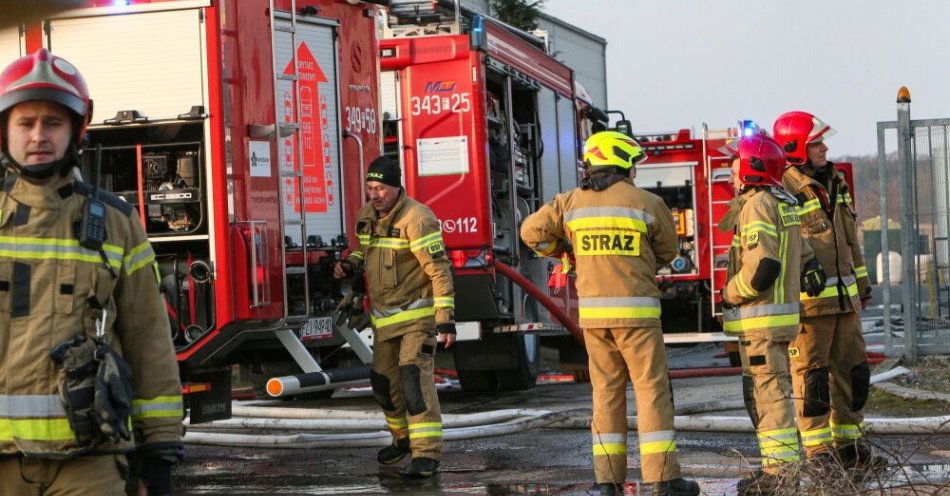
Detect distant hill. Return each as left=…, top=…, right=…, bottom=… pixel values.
left=833, top=153, right=900, bottom=228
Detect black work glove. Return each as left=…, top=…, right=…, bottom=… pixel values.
left=138, top=457, right=173, bottom=496
left=435, top=323, right=457, bottom=335
left=801, top=258, right=827, bottom=298
left=339, top=259, right=355, bottom=278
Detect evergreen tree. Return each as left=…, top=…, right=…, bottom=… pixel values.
left=490, top=0, right=546, bottom=31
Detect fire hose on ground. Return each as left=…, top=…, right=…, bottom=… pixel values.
left=185, top=365, right=943, bottom=448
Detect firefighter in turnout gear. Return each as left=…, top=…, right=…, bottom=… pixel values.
left=0, top=49, right=183, bottom=496
left=334, top=156, right=455, bottom=478
left=773, top=111, right=887, bottom=471
left=521, top=131, right=699, bottom=496
left=719, top=134, right=825, bottom=495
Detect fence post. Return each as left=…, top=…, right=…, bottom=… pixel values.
left=896, top=87, right=918, bottom=364
left=877, top=121, right=892, bottom=355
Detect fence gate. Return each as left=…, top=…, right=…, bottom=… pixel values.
left=876, top=88, right=950, bottom=361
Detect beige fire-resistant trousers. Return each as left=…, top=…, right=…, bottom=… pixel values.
left=738, top=336, right=800, bottom=474
left=586, top=326, right=682, bottom=484
left=790, top=311, right=869, bottom=456
left=370, top=330, right=443, bottom=461
left=0, top=454, right=126, bottom=496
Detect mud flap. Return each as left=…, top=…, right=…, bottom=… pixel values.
left=803, top=367, right=830, bottom=417
left=850, top=361, right=871, bottom=411
left=399, top=364, right=426, bottom=415
left=742, top=376, right=759, bottom=428
left=370, top=369, right=396, bottom=411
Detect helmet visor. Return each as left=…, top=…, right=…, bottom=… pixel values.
left=807, top=116, right=836, bottom=143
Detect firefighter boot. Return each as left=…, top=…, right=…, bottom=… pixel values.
left=802, top=449, right=841, bottom=479
left=377, top=438, right=410, bottom=465
left=836, top=440, right=888, bottom=473
left=403, top=457, right=439, bottom=478
left=642, top=477, right=700, bottom=496
left=593, top=482, right=623, bottom=495
left=737, top=469, right=797, bottom=496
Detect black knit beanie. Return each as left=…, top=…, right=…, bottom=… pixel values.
left=366, top=155, right=401, bottom=188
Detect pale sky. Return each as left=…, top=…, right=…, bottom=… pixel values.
left=544, top=0, right=950, bottom=157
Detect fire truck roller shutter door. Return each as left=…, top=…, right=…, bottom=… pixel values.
left=274, top=16, right=344, bottom=246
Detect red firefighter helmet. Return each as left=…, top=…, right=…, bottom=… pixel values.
left=735, top=134, right=785, bottom=188
left=772, top=111, right=835, bottom=165
left=0, top=48, right=93, bottom=147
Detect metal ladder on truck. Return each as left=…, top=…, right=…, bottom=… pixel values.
left=265, top=0, right=373, bottom=397
left=269, top=0, right=309, bottom=325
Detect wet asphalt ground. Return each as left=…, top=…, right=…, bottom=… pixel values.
left=176, top=342, right=950, bottom=495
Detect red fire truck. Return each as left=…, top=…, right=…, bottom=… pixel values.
left=380, top=4, right=604, bottom=392
left=5, top=0, right=386, bottom=422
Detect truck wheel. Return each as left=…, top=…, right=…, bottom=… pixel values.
left=457, top=369, right=498, bottom=393
left=495, top=334, right=539, bottom=391
left=453, top=333, right=538, bottom=393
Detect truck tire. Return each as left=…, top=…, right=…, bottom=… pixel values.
left=453, top=333, right=539, bottom=393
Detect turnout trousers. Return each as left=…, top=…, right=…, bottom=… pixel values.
left=0, top=454, right=126, bottom=496
left=586, top=326, right=681, bottom=484
left=370, top=330, right=443, bottom=460
left=790, top=311, right=869, bottom=456
left=737, top=336, right=801, bottom=473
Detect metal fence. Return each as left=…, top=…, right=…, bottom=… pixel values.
left=876, top=90, right=950, bottom=361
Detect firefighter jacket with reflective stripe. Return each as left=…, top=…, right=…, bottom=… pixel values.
left=783, top=165, right=868, bottom=316
left=719, top=187, right=814, bottom=341
left=0, top=175, right=183, bottom=457
left=520, top=178, right=678, bottom=328
left=347, top=191, right=454, bottom=341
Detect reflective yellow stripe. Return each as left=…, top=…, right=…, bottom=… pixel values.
left=731, top=235, right=741, bottom=247
left=592, top=443, right=627, bottom=455
left=566, top=216, right=648, bottom=233
left=740, top=221, right=778, bottom=237
left=735, top=273, right=758, bottom=299
left=798, top=199, right=822, bottom=214
left=131, top=395, right=184, bottom=420
left=639, top=440, right=676, bottom=454
left=371, top=306, right=436, bottom=328
left=386, top=416, right=408, bottom=429
left=533, top=240, right=561, bottom=257
left=410, top=231, right=443, bottom=251
left=800, top=283, right=858, bottom=300
left=854, top=266, right=868, bottom=278
left=0, top=417, right=74, bottom=442
left=370, top=237, right=410, bottom=249
left=408, top=422, right=442, bottom=429
left=831, top=422, right=864, bottom=440
left=409, top=431, right=443, bottom=438
left=775, top=231, right=788, bottom=304
left=124, top=241, right=157, bottom=276
left=801, top=427, right=833, bottom=446
left=579, top=306, right=661, bottom=319
left=723, top=313, right=799, bottom=333
left=350, top=251, right=364, bottom=260
left=758, top=427, right=798, bottom=439
left=0, top=236, right=124, bottom=269
left=408, top=421, right=442, bottom=439
left=434, top=297, right=454, bottom=308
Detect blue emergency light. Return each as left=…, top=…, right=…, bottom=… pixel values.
left=740, top=119, right=761, bottom=137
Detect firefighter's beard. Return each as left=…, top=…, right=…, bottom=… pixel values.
left=1, top=146, right=79, bottom=184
